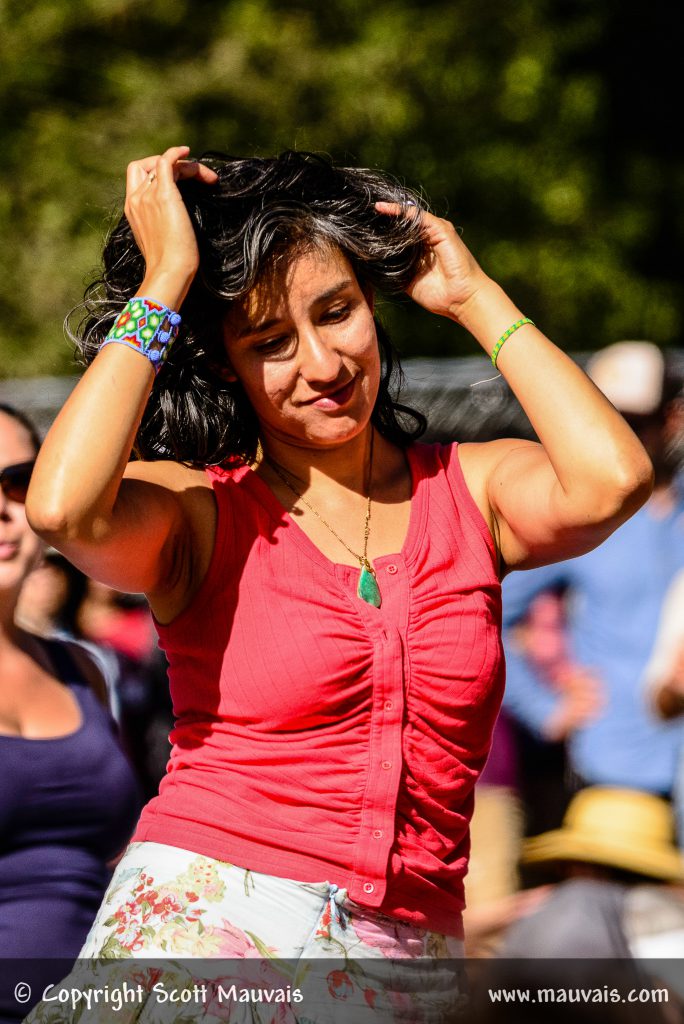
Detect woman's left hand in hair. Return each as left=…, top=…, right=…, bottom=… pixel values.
left=375, top=203, right=490, bottom=322
left=377, top=201, right=654, bottom=574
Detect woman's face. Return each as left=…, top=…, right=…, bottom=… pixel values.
left=222, top=246, right=380, bottom=450
left=0, top=412, right=41, bottom=596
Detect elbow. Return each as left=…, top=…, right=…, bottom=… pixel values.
left=596, top=450, right=655, bottom=523
left=25, top=494, right=72, bottom=543
left=25, top=490, right=90, bottom=546
left=615, top=451, right=655, bottom=513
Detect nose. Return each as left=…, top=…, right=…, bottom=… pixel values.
left=297, top=326, right=344, bottom=385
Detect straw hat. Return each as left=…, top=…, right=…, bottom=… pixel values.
left=522, top=787, right=684, bottom=882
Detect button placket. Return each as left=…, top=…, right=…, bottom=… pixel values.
left=350, top=566, right=408, bottom=908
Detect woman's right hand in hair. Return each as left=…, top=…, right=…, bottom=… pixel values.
left=125, top=145, right=218, bottom=308
left=26, top=148, right=220, bottom=616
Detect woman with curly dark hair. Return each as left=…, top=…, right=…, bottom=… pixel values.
left=26, top=145, right=653, bottom=1021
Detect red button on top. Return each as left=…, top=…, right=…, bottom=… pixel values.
left=372, top=829, right=383, bottom=839
left=363, top=882, right=375, bottom=894
left=384, top=700, right=393, bottom=711
left=381, top=760, right=392, bottom=770
left=387, top=564, right=398, bottom=574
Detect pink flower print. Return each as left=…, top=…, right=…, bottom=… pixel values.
left=185, top=890, right=199, bottom=902
left=137, top=888, right=159, bottom=906
left=134, top=872, right=154, bottom=892
left=204, top=983, right=234, bottom=1021
left=388, top=990, right=415, bottom=1014
left=112, top=900, right=140, bottom=934
left=149, top=892, right=183, bottom=922
left=316, top=900, right=333, bottom=940
left=213, top=920, right=259, bottom=958
left=363, top=988, right=377, bottom=1008
left=130, top=967, right=163, bottom=991
left=114, top=918, right=145, bottom=952
left=327, top=970, right=354, bottom=1000
left=351, top=915, right=426, bottom=958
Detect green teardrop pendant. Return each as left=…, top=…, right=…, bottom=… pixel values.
left=357, top=565, right=381, bottom=608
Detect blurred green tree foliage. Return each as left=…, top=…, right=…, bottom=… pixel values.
left=0, top=0, right=681, bottom=375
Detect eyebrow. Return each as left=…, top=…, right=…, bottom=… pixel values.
left=238, top=279, right=355, bottom=339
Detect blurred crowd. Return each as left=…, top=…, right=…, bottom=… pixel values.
left=463, top=342, right=684, bottom=1016
left=2, top=341, right=684, bottom=1021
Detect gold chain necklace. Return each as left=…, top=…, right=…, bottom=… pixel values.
left=262, top=430, right=381, bottom=608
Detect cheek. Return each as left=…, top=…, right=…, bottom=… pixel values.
left=240, top=364, right=294, bottom=414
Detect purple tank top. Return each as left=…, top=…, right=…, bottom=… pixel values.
left=0, top=638, right=140, bottom=960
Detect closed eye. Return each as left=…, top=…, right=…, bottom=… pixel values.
left=321, top=303, right=351, bottom=324
left=255, top=335, right=290, bottom=354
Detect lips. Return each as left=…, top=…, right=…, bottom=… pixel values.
left=307, top=376, right=357, bottom=409
left=0, top=541, right=19, bottom=560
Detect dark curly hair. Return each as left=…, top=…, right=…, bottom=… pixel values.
left=72, top=150, right=429, bottom=465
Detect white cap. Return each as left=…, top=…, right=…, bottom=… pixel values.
left=587, top=341, right=665, bottom=415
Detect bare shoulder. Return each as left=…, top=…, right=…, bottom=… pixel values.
left=457, top=439, right=543, bottom=555
left=122, top=459, right=216, bottom=540
left=458, top=438, right=539, bottom=504
left=121, top=460, right=218, bottom=622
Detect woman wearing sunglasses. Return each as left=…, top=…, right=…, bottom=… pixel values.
left=0, top=405, right=140, bottom=1023
left=23, top=146, right=653, bottom=1022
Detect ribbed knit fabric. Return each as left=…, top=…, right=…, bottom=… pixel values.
left=133, top=442, right=505, bottom=938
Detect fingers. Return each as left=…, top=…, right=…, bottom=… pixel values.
left=375, top=201, right=455, bottom=245
left=153, top=146, right=193, bottom=191
left=126, top=146, right=218, bottom=199
left=127, top=156, right=160, bottom=195
left=375, top=200, right=420, bottom=219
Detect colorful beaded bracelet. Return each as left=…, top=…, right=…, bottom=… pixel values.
left=491, top=317, right=535, bottom=368
left=100, top=296, right=182, bottom=374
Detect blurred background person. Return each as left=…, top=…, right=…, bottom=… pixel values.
left=463, top=586, right=594, bottom=947
left=642, top=568, right=684, bottom=848
left=17, top=551, right=172, bottom=800
left=500, top=342, right=684, bottom=851
left=471, top=788, right=684, bottom=1024
left=499, top=786, right=684, bottom=959
left=466, top=788, right=684, bottom=1020
left=16, top=546, right=88, bottom=639
left=0, top=404, right=140, bottom=1023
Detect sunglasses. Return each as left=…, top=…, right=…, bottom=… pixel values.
left=0, top=460, right=35, bottom=503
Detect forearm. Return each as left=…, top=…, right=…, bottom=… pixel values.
left=26, top=231, right=195, bottom=544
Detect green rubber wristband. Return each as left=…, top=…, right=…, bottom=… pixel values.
left=491, top=317, right=535, bottom=368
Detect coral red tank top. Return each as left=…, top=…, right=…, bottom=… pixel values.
left=134, top=442, right=505, bottom=938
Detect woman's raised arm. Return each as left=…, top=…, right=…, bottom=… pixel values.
left=376, top=203, right=654, bottom=570
left=26, top=147, right=219, bottom=600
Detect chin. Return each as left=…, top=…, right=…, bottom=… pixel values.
left=302, top=415, right=370, bottom=448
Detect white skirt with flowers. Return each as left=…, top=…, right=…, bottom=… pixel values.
left=24, top=841, right=466, bottom=1024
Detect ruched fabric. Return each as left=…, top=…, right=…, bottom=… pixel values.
left=134, top=443, right=505, bottom=938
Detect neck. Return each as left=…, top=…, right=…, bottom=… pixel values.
left=259, top=426, right=375, bottom=495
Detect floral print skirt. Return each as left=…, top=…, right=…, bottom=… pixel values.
left=24, top=841, right=466, bottom=1024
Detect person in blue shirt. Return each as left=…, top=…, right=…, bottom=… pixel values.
left=503, top=342, right=684, bottom=825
